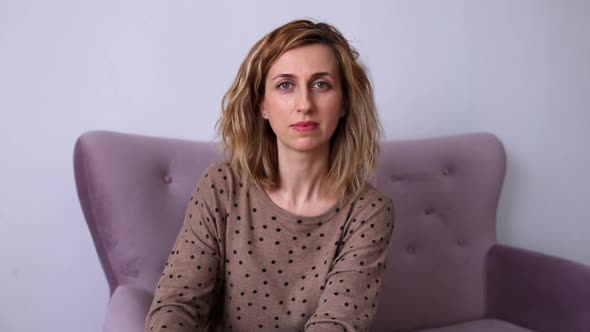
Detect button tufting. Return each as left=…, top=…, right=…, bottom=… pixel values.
left=406, top=245, right=416, bottom=254
left=457, top=239, right=465, bottom=246
left=163, top=175, right=172, bottom=184
left=424, top=207, right=434, bottom=215
left=390, top=175, right=405, bottom=182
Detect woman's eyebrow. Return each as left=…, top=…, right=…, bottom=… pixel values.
left=271, top=73, right=296, bottom=81
left=271, top=72, right=335, bottom=81
left=310, top=72, right=334, bottom=80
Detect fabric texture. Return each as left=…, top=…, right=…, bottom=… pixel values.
left=74, top=131, right=220, bottom=296
left=371, top=134, right=504, bottom=331
left=415, top=319, right=534, bottom=332
left=145, top=162, right=395, bottom=332
left=103, top=286, right=153, bottom=332
left=487, top=244, right=590, bottom=331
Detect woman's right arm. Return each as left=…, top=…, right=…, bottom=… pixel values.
left=145, top=167, right=226, bottom=332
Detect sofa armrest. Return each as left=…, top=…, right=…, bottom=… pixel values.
left=103, top=285, right=154, bottom=332
left=486, top=244, right=590, bottom=332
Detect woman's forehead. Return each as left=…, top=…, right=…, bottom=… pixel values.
left=267, top=44, right=339, bottom=80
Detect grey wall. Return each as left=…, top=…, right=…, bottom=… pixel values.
left=0, top=1, right=588, bottom=331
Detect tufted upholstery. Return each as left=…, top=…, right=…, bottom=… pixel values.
left=372, top=134, right=503, bottom=331
left=74, top=132, right=220, bottom=295
left=74, top=131, right=590, bottom=332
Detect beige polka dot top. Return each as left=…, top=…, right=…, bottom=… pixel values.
left=146, top=162, right=395, bottom=332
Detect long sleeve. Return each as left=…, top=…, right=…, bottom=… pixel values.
left=145, top=165, right=227, bottom=332
left=305, top=195, right=395, bottom=332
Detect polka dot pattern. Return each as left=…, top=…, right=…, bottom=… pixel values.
left=146, top=162, right=395, bottom=331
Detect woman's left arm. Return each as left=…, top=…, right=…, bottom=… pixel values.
left=305, top=196, right=395, bottom=332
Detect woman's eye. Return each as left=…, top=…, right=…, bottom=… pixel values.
left=314, top=81, right=330, bottom=89
left=278, top=82, right=292, bottom=89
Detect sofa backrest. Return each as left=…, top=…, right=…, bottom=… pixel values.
left=74, top=131, right=506, bottom=331
left=372, top=133, right=506, bottom=331
left=74, top=131, right=220, bottom=295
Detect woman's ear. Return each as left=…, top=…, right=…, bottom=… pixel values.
left=341, top=101, right=348, bottom=118
left=260, top=99, right=268, bottom=119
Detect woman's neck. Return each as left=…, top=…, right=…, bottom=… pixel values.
left=265, top=145, right=339, bottom=216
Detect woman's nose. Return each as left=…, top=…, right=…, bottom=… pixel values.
left=295, top=89, right=312, bottom=113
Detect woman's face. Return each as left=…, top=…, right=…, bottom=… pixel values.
left=260, top=43, right=344, bottom=156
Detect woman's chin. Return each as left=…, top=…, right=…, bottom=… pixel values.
left=285, top=140, right=330, bottom=154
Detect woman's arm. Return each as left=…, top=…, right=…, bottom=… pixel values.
left=145, top=165, right=227, bottom=332
left=305, top=194, right=395, bottom=332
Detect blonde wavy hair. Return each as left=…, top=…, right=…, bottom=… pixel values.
left=216, top=19, right=383, bottom=198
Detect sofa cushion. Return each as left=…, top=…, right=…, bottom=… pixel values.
left=415, top=319, right=535, bottom=332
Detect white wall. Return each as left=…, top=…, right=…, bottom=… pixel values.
left=1, top=1, right=588, bottom=331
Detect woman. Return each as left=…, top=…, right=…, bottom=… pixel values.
left=146, top=19, right=395, bottom=332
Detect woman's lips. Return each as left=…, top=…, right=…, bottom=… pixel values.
left=292, top=121, right=319, bottom=132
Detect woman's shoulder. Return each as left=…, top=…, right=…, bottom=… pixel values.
left=354, top=182, right=394, bottom=206
left=354, top=183, right=395, bottom=228
left=188, top=161, right=241, bottom=209
left=345, top=182, right=395, bottom=219
left=196, top=161, right=242, bottom=192
left=201, top=161, right=233, bottom=178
